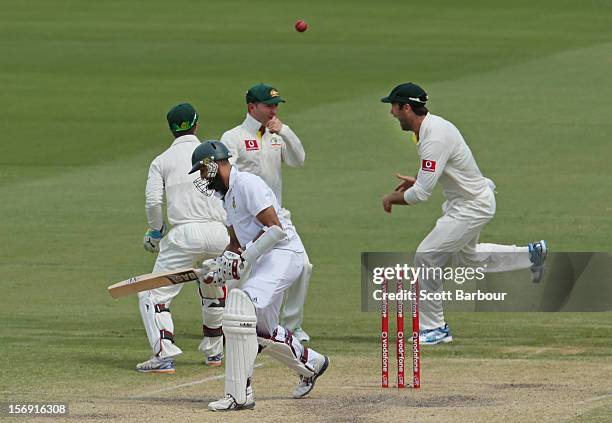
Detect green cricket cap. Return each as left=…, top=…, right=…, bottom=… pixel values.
left=381, top=82, right=428, bottom=104
left=167, top=103, right=198, bottom=132
left=245, top=83, right=286, bottom=105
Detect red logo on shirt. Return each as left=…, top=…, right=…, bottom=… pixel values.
left=244, top=139, right=259, bottom=151
left=421, top=159, right=436, bottom=172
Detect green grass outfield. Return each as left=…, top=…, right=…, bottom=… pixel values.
left=1, top=0, right=611, bottom=421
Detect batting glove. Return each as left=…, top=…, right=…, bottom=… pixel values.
left=143, top=223, right=167, bottom=253
left=220, top=251, right=249, bottom=281
left=198, top=257, right=225, bottom=288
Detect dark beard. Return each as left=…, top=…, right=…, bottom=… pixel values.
left=209, top=175, right=228, bottom=197
left=400, top=119, right=412, bottom=132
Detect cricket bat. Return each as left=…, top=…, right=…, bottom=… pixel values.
left=107, top=268, right=201, bottom=299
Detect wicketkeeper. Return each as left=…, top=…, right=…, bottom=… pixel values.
left=138, top=103, right=228, bottom=373
left=188, top=140, right=329, bottom=411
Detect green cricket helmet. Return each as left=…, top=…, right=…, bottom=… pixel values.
left=189, top=140, right=232, bottom=196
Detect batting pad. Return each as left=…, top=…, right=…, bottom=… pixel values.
left=223, top=289, right=258, bottom=405
left=258, top=333, right=315, bottom=378
left=138, top=292, right=182, bottom=359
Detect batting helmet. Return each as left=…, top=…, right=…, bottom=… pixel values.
left=189, top=140, right=232, bottom=174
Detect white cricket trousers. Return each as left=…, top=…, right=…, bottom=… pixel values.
left=278, top=208, right=312, bottom=332
left=416, top=189, right=532, bottom=330
left=240, top=248, right=323, bottom=370
left=242, top=248, right=304, bottom=336
left=138, top=222, right=229, bottom=359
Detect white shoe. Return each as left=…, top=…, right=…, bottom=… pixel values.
left=293, top=355, right=329, bottom=399
left=419, top=324, right=453, bottom=346
left=136, top=356, right=176, bottom=374
left=293, top=327, right=310, bottom=343
left=208, top=393, right=255, bottom=412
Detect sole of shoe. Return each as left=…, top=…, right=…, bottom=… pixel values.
left=236, top=402, right=255, bottom=411
left=540, top=240, right=548, bottom=261
left=208, top=401, right=255, bottom=412
left=136, top=368, right=176, bottom=374
left=421, top=335, right=453, bottom=346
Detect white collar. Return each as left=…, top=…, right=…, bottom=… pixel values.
left=242, top=113, right=265, bottom=134
left=171, top=134, right=199, bottom=147
left=227, top=166, right=239, bottom=194
left=417, top=113, right=432, bottom=142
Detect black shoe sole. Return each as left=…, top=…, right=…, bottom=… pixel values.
left=208, top=400, right=255, bottom=412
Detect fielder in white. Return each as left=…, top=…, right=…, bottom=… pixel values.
left=138, top=103, right=229, bottom=373
left=188, top=140, right=329, bottom=411
left=381, top=83, right=548, bottom=345
left=220, top=83, right=312, bottom=342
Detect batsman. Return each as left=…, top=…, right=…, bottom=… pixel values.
left=188, top=140, right=329, bottom=411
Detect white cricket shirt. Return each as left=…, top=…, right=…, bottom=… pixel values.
left=220, top=113, right=305, bottom=205
left=403, top=114, right=494, bottom=217
left=145, top=134, right=226, bottom=229
left=224, top=167, right=303, bottom=253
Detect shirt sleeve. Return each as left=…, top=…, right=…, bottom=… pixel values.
left=241, top=175, right=275, bottom=217
left=279, top=124, right=305, bottom=167
left=145, top=157, right=165, bottom=229
left=220, top=131, right=239, bottom=166
left=403, top=139, right=451, bottom=205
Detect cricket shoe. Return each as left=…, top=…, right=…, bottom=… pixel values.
left=293, top=355, right=329, bottom=399
left=419, top=324, right=453, bottom=345
left=205, top=353, right=223, bottom=367
left=208, top=391, right=255, bottom=412
left=136, top=356, right=176, bottom=374
left=292, top=327, right=310, bottom=343
left=528, top=240, right=548, bottom=283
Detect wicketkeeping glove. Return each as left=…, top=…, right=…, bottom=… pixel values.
left=143, top=223, right=167, bottom=253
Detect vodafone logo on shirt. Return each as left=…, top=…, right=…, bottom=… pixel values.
left=244, top=139, right=259, bottom=151
left=421, top=159, right=436, bottom=172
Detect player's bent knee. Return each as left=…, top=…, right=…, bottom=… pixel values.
left=414, top=251, right=441, bottom=267
left=258, top=327, right=314, bottom=377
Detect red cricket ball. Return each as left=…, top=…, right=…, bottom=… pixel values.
left=294, top=20, right=308, bottom=33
